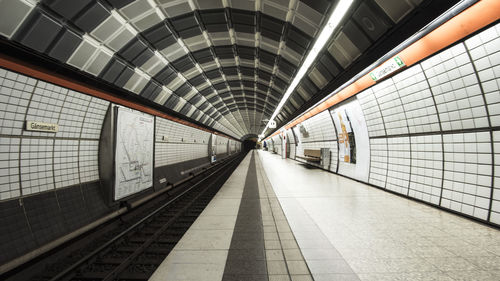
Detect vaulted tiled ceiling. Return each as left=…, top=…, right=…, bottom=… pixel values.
left=0, top=0, right=458, bottom=139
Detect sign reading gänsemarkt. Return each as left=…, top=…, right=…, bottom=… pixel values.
left=25, top=121, right=59, bottom=133
left=369, top=56, right=405, bottom=81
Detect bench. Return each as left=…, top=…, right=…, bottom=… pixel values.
left=296, top=149, right=321, bottom=162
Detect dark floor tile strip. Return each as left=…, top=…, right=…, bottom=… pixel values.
left=222, top=152, right=268, bottom=281
left=258, top=153, right=360, bottom=281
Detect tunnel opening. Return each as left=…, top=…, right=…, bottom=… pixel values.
left=242, top=139, right=257, bottom=152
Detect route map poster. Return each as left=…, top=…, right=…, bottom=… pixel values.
left=114, top=107, right=154, bottom=200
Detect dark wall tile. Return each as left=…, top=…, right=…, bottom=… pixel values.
left=24, top=192, right=67, bottom=246
left=0, top=199, right=36, bottom=264
left=48, top=28, right=82, bottom=62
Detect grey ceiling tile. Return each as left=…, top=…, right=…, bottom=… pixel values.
left=195, top=0, right=224, bottom=10
left=133, top=11, right=163, bottom=31
left=120, top=0, right=152, bottom=20
left=91, top=15, right=122, bottom=42
left=74, top=2, right=110, bottom=33
left=49, top=29, right=82, bottom=62
left=230, top=0, right=256, bottom=11
left=16, top=10, right=63, bottom=53
left=161, top=1, right=192, bottom=18
left=46, top=0, right=92, bottom=20
left=67, top=40, right=97, bottom=69
left=0, top=0, right=34, bottom=39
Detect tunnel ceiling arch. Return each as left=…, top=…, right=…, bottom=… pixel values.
left=241, top=133, right=259, bottom=141
left=0, top=0, right=459, bottom=139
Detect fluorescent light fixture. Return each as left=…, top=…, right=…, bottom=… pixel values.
left=260, top=0, right=353, bottom=136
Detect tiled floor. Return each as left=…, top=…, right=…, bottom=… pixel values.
left=149, top=153, right=251, bottom=281
left=258, top=150, right=500, bottom=281
left=256, top=153, right=314, bottom=281
left=150, top=151, right=314, bottom=281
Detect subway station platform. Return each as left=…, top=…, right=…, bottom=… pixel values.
left=150, top=150, right=500, bottom=281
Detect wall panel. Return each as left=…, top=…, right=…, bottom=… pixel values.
left=409, top=135, right=443, bottom=205
left=421, top=43, right=488, bottom=131
left=441, top=132, right=492, bottom=220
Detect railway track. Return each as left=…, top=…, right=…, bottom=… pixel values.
left=6, top=154, right=243, bottom=281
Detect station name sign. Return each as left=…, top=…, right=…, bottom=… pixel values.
left=25, top=121, right=59, bottom=133
left=369, top=56, right=405, bottom=81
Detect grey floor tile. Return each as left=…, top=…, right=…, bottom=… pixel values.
left=267, top=260, right=288, bottom=275
left=222, top=274, right=268, bottom=281
left=166, top=250, right=228, bottom=264
left=264, top=231, right=280, bottom=240
left=231, top=239, right=264, bottom=249
left=266, top=249, right=285, bottom=260
left=224, top=255, right=267, bottom=275
left=227, top=248, right=266, bottom=260
left=278, top=231, right=296, bottom=240
left=280, top=239, right=299, bottom=249
left=286, top=260, right=310, bottom=275
left=150, top=262, right=224, bottom=281
left=231, top=230, right=264, bottom=241
left=290, top=275, right=315, bottom=281
left=265, top=239, right=282, bottom=249
left=269, top=274, right=291, bottom=281
left=283, top=248, right=304, bottom=261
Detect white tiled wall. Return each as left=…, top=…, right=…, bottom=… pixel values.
left=466, top=23, right=500, bottom=127
left=20, top=138, right=55, bottom=196
left=386, top=136, right=411, bottom=195
left=155, top=117, right=210, bottom=167
left=54, top=139, right=79, bottom=189
left=217, top=136, right=228, bottom=155
left=409, top=135, right=443, bottom=205
left=372, top=78, right=409, bottom=136
left=0, top=69, right=35, bottom=136
left=369, top=138, right=388, bottom=187
left=422, top=43, right=488, bottom=131
left=0, top=137, right=21, bottom=200
left=492, top=130, right=500, bottom=224
left=81, top=97, right=110, bottom=139
left=0, top=68, right=109, bottom=200
left=441, top=132, right=492, bottom=220
left=392, top=65, right=440, bottom=134
left=79, top=140, right=99, bottom=183
left=357, top=88, right=386, bottom=137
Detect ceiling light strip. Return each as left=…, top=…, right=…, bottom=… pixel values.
left=260, top=0, right=354, bottom=137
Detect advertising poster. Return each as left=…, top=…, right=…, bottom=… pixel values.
left=331, top=99, right=370, bottom=182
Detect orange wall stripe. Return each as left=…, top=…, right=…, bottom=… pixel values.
left=0, top=53, right=238, bottom=141
left=283, top=0, right=500, bottom=132
left=399, top=0, right=500, bottom=66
